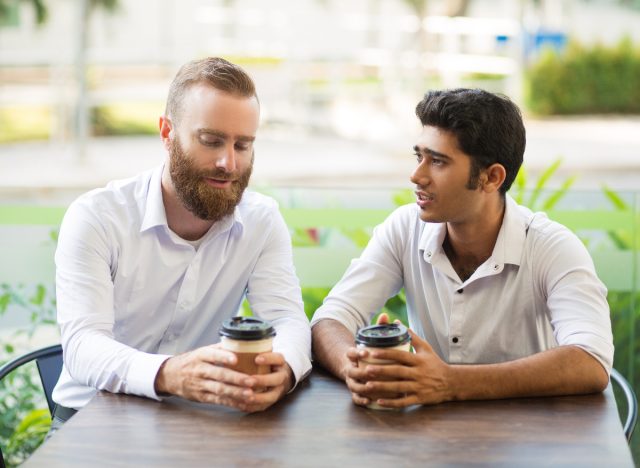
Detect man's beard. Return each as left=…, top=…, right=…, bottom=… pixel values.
left=169, top=136, right=253, bottom=222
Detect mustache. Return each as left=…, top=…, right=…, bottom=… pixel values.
left=200, top=168, right=237, bottom=180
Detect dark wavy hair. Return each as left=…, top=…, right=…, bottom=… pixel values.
left=415, top=88, right=525, bottom=194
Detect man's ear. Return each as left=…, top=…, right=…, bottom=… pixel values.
left=159, top=116, right=173, bottom=151
left=482, top=163, right=506, bottom=193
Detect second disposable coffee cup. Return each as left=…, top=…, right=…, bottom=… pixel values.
left=355, top=323, right=411, bottom=410
left=219, top=316, right=276, bottom=376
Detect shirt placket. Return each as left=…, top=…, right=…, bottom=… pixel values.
left=158, top=251, right=201, bottom=355
left=448, top=283, right=465, bottom=363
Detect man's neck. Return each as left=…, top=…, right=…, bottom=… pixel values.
left=443, top=195, right=506, bottom=282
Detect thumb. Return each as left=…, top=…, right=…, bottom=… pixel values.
left=376, top=312, right=390, bottom=325
left=408, top=329, right=434, bottom=354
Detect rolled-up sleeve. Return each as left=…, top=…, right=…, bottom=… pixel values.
left=535, top=224, right=614, bottom=373
left=311, top=208, right=406, bottom=334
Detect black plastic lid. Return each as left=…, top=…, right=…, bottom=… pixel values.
left=219, top=317, right=276, bottom=341
left=355, top=323, right=410, bottom=347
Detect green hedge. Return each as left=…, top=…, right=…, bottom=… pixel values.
left=526, top=37, right=640, bottom=115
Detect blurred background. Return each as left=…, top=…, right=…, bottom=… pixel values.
left=1, top=0, right=639, bottom=200
left=1, top=0, right=640, bottom=465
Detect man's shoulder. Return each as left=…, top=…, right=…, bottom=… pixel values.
left=238, top=190, right=278, bottom=213
left=67, top=168, right=157, bottom=224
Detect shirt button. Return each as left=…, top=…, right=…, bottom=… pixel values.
left=426, top=251, right=432, bottom=258
left=493, top=264, right=499, bottom=270
left=452, top=337, right=459, bottom=343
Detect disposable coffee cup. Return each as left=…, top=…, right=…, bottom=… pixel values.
left=355, top=323, right=411, bottom=410
left=219, top=316, right=276, bottom=376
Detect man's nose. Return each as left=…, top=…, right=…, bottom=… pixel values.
left=410, top=163, right=429, bottom=186
left=216, top=146, right=237, bottom=172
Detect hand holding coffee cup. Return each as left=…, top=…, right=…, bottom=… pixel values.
left=355, top=323, right=412, bottom=410
left=219, top=317, right=276, bottom=377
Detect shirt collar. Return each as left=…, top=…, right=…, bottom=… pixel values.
left=417, top=194, right=532, bottom=267
left=491, top=194, right=532, bottom=267
left=140, top=164, right=245, bottom=236
left=140, top=165, right=167, bottom=232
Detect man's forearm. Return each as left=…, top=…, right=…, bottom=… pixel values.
left=312, top=319, right=356, bottom=381
left=448, top=345, right=609, bottom=401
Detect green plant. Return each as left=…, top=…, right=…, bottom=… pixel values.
left=526, top=37, right=640, bottom=115
left=91, top=102, right=161, bottom=137
left=0, top=282, right=57, bottom=466
left=511, top=157, right=576, bottom=211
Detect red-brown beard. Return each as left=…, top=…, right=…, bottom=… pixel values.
left=169, top=136, right=253, bottom=221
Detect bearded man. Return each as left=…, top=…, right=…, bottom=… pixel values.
left=50, top=58, right=311, bottom=431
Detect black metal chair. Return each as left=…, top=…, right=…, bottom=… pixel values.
left=610, top=368, right=638, bottom=443
left=0, top=344, right=63, bottom=468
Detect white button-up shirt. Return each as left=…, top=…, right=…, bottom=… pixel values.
left=54, top=166, right=312, bottom=409
left=312, top=195, right=613, bottom=371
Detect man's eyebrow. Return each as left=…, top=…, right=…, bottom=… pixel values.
left=197, top=129, right=255, bottom=142
left=413, top=145, right=451, bottom=160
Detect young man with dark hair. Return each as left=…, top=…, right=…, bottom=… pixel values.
left=311, top=88, right=613, bottom=409
left=51, top=57, right=311, bottom=429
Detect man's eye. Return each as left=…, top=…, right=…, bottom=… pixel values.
left=432, top=158, right=444, bottom=166
left=201, top=138, right=223, bottom=146
left=235, top=143, right=251, bottom=151
left=414, top=152, right=423, bottom=162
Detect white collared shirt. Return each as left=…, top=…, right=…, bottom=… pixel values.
left=312, top=195, right=613, bottom=371
left=53, top=166, right=312, bottom=409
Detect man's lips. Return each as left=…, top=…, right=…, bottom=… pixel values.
left=416, top=190, right=434, bottom=208
left=204, top=177, right=234, bottom=188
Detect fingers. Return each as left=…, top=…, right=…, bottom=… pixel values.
left=407, top=329, right=434, bottom=354
left=237, top=366, right=291, bottom=412
left=198, top=345, right=238, bottom=366
left=254, top=351, right=286, bottom=367
left=346, top=347, right=364, bottom=363
left=376, top=313, right=390, bottom=325
left=374, top=394, right=420, bottom=409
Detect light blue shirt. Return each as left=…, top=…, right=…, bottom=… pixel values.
left=54, top=165, right=311, bottom=408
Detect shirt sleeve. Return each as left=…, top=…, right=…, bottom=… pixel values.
left=55, top=198, right=171, bottom=402
left=310, top=207, right=408, bottom=335
left=532, top=219, right=614, bottom=373
left=245, top=205, right=312, bottom=389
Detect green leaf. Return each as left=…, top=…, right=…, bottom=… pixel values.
left=0, top=293, right=10, bottom=313
left=529, top=158, right=562, bottom=209
left=602, top=185, right=629, bottom=210
left=392, top=189, right=415, bottom=207
left=542, top=175, right=577, bottom=211
left=29, top=284, right=46, bottom=306
left=513, top=166, right=527, bottom=204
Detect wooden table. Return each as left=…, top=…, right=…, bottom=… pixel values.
left=26, top=370, right=633, bottom=467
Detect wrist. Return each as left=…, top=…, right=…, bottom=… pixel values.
left=154, top=357, right=172, bottom=396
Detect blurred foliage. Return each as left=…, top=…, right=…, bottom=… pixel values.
left=526, top=37, right=640, bottom=114
left=0, top=282, right=57, bottom=466
left=0, top=106, right=51, bottom=143
left=91, top=102, right=161, bottom=136
left=511, top=157, right=577, bottom=211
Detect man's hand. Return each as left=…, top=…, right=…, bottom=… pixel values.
left=235, top=352, right=294, bottom=412
left=154, top=345, right=293, bottom=412
left=345, top=330, right=453, bottom=408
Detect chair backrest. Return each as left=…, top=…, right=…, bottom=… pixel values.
left=0, top=344, right=63, bottom=416
left=610, top=368, right=638, bottom=443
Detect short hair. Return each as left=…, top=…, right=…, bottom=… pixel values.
left=165, top=57, right=257, bottom=122
left=415, top=89, right=526, bottom=194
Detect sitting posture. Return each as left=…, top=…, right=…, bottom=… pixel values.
left=311, top=88, right=613, bottom=409
left=51, top=57, right=311, bottom=430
